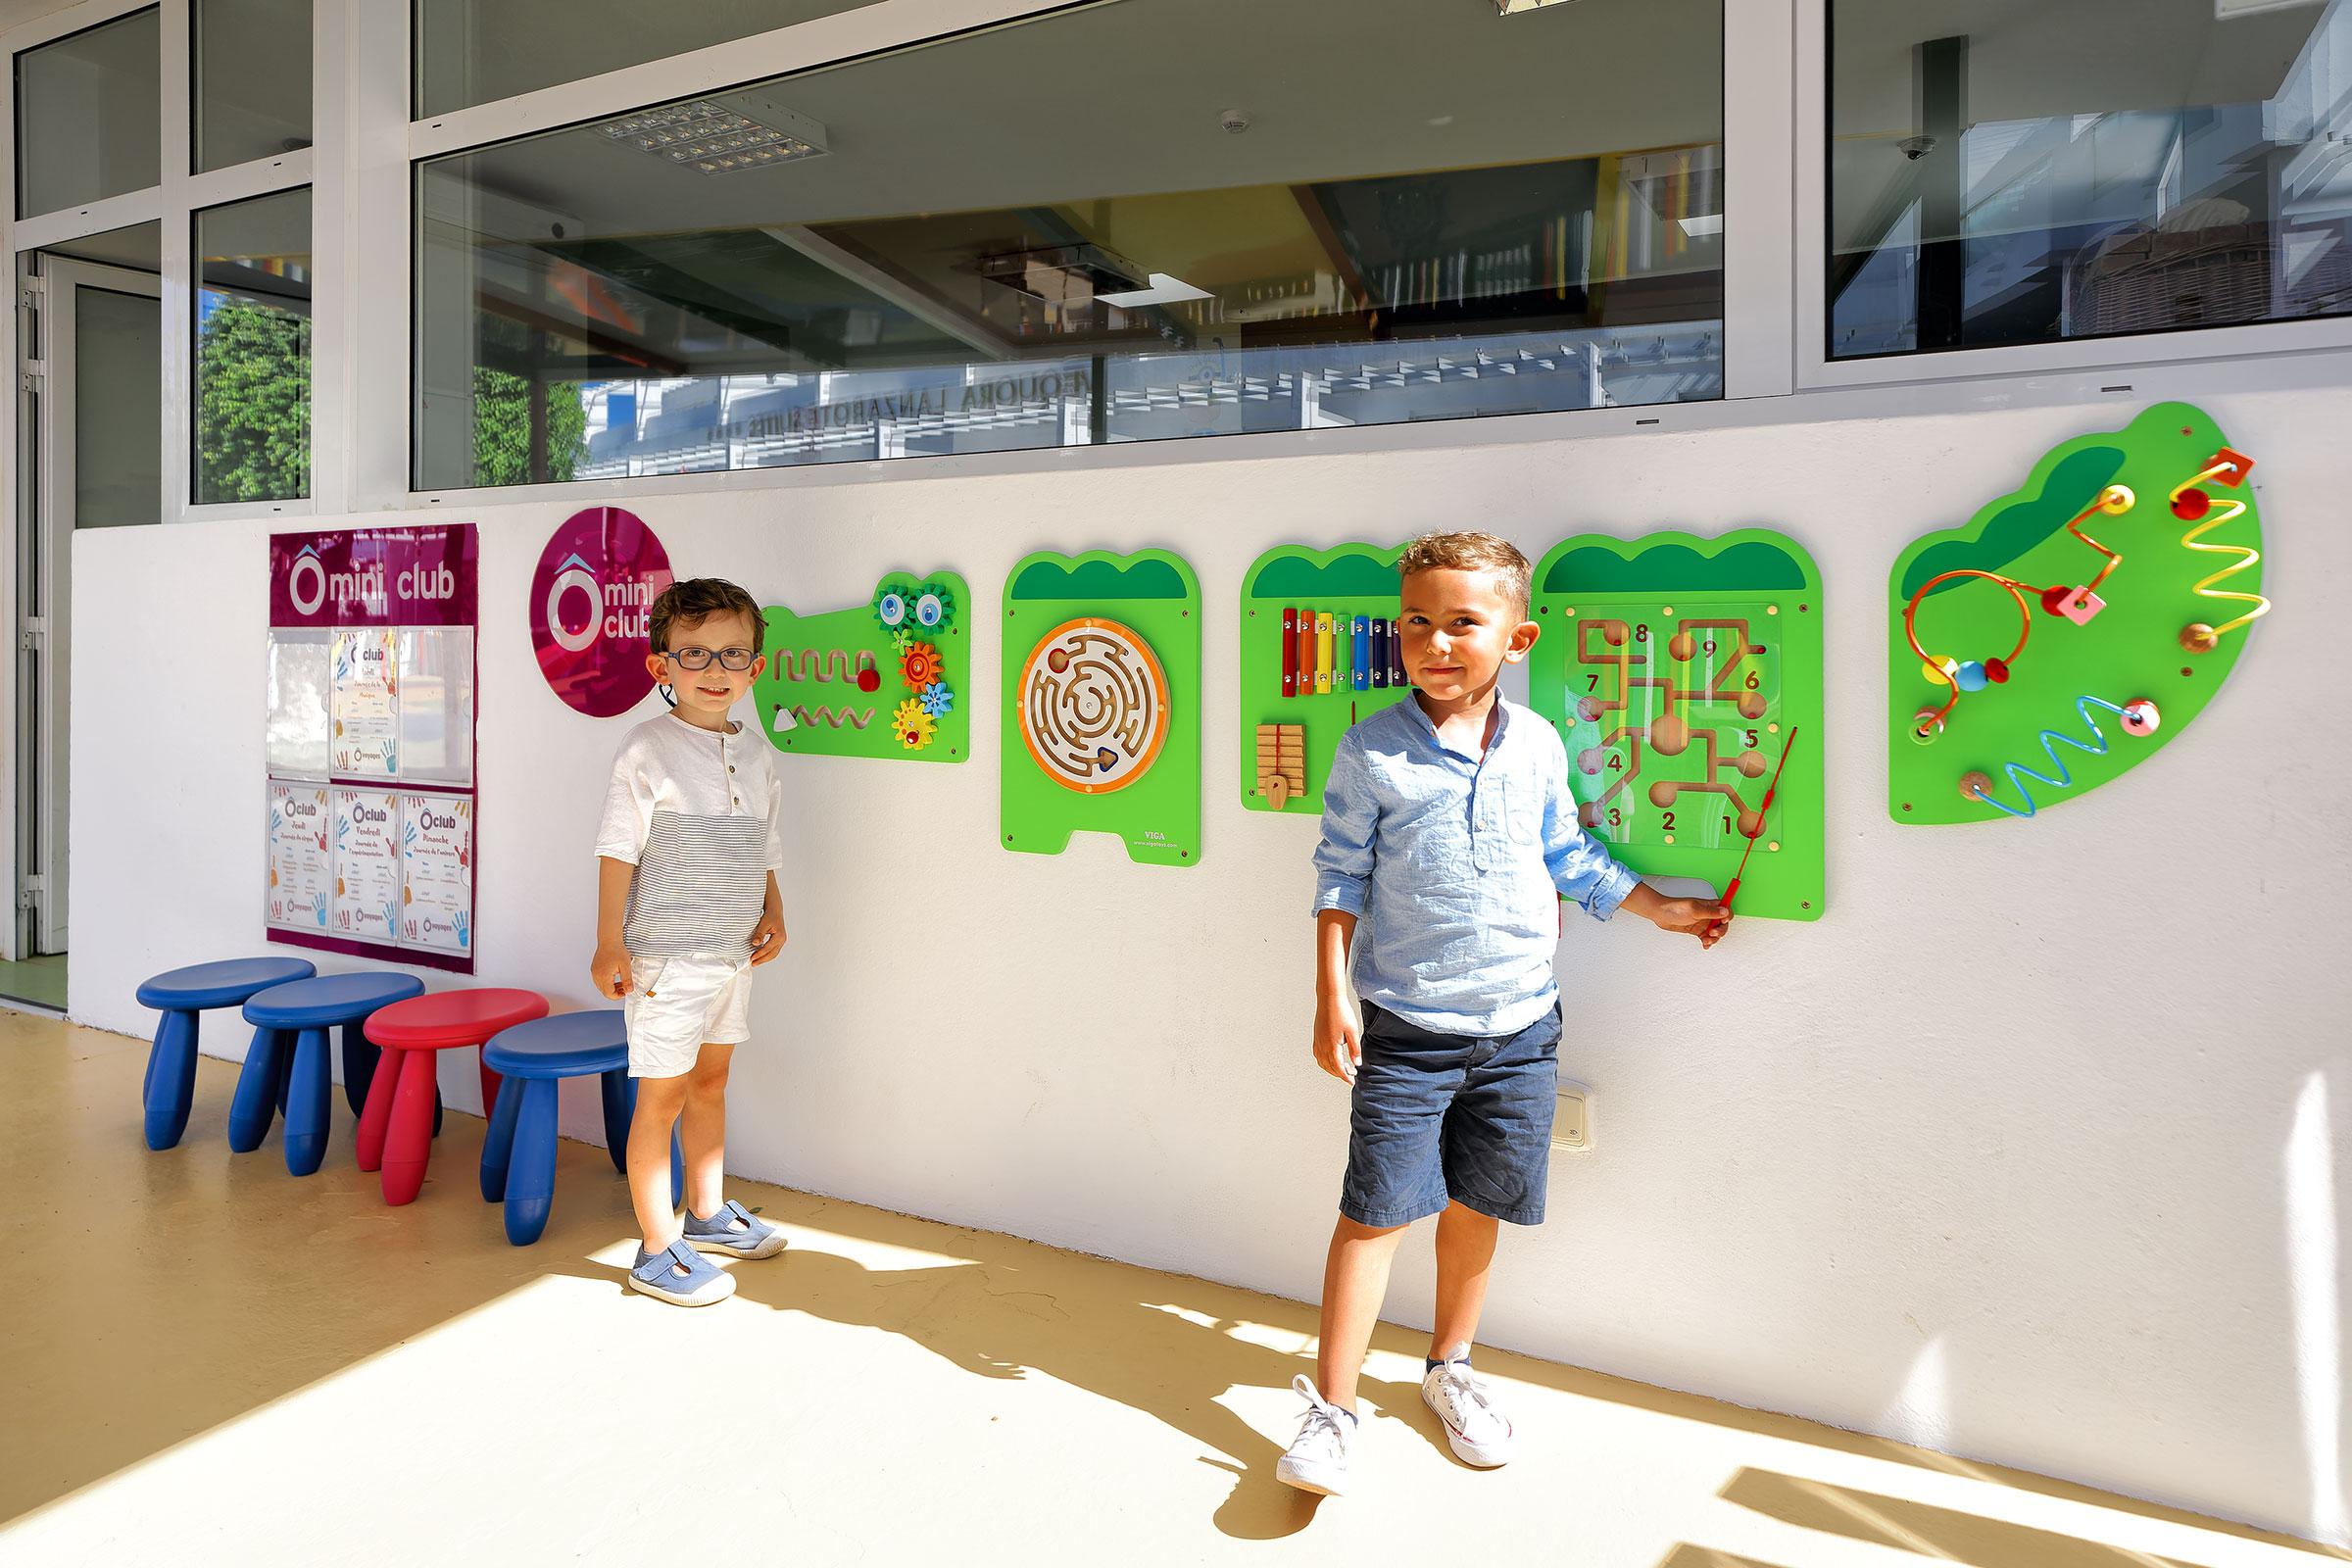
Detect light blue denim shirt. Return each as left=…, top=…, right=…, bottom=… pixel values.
left=1311, top=694, right=1639, bottom=1037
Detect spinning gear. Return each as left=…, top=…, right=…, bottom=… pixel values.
left=892, top=698, right=937, bottom=750
left=1017, top=617, right=1171, bottom=795
left=901, top=641, right=944, bottom=691
left=919, top=681, right=954, bottom=718
left=873, top=587, right=910, bottom=632
left=912, top=581, right=956, bottom=634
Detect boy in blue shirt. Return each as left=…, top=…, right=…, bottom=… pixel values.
left=1278, top=532, right=1725, bottom=1495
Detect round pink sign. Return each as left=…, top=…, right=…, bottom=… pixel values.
left=530, top=507, right=674, bottom=717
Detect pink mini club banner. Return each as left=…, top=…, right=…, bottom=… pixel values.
left=267, top=524, right=480, bottom=974
left=530, top=506, right=674, bottom=717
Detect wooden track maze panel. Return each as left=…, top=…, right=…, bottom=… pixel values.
left=1001, top=549, right=1202, bottom=866
left=1531, top=530, right=1825, bottom=922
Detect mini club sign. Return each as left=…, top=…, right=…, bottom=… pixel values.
left=530, top=507, right=674, bottom=716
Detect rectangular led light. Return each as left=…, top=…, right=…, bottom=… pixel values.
left=1677, top=214, right=1724, bottom=238
left=598, top=99, right=828, bottom=174
left=1494, top=0, right=1580, bottom=12
left=1099, top=272, right=1215, bottom=308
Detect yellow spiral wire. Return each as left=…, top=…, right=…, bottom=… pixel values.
left=2167, top=458, right=2269, bottom=649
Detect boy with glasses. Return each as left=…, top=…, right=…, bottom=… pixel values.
left=592, top=578, right=791, bottom=1305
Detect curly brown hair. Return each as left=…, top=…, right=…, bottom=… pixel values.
left=1396, top=531, right=1533, bottom=620
left=648, top=577, right=766, bottom=655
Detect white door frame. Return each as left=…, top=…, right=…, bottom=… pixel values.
left=21, top=255, right=163, bottom=956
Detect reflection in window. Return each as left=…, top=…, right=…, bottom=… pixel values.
left=14, top=8, right=160, bottom=220
left=195, top=187, right=311, bottom=503
left=413, top=0, right=1724, bottom=489
left=1831, top=0, right=2352, bottom=358
left=413, top=0, right=877, bottom=119
left=195, top=0, right=313, bottom=172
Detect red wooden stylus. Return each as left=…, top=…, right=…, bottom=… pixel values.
left=1721, top=723, right=1799, bottom=914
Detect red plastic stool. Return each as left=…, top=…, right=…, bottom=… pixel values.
left=359, top=989, right=549, bottom=1204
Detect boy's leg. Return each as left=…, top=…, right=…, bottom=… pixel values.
left=1316, top=1215, right=1410, bottom=1410
left=627, top=1073, right=691, bottom=1250
left=678, top=1042, right=734, bottom=1219
left=1430, top=1199, right=1499, bottom=1360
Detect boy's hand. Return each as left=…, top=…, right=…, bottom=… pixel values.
left=1311, top=994, right=1362, bottom=1085
left=590, top=942, right=634, bottom=999
left=1647, top=896, right=1732, bottom=949
left=749, top=907, right=787, bottom=966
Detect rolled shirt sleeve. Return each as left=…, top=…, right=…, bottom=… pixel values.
left=1310, top=729, right=1376, bottom=917
left=594, top=746, right=654, bottom=865
left=1541, top=733, right=1639, bottom=920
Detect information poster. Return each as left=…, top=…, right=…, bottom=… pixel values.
left=332, top=627, right=399, bottom=777
left=266, top=782, right=331, bottom=931
left=267, top=525, right=479, bottom=972
left=400, top=794, right=472, bottom=956
left=332, top=789, right=403, bottom=943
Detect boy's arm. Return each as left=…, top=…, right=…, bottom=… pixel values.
left=591, top=857, right=635, bottom=997
left=1312, top=909, right=1361, bottom=1084
left=1308, top=731, right=1376, bottom=1083
left=590, top=746, right=652, bottom=995
left=1539, top=737, right=1727, bottom=945
left=749, top=770, right=788, bottom=965
left=749, top=870, right=787, bottom=965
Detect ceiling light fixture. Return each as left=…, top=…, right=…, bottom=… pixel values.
left=1677, top=214, right=1724, bottom=238
left=1099, top=272, right=1214, bottom=308
left=598, top=97, right=828, bottom=175
left=1494, top=0, right=1582, bottom=12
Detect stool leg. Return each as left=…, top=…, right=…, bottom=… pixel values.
left=142, top=1010, right=200, bottom=1151
left=599, top=1069, right=630, bottom=1174
left=504, top=1078, right=560, bottom=1246
left=341, top=1024, right=379, bottom=1117
left=480, top=1066, right=523, bottom=1202
left=355, top=1044, right=400, bottom=1172
left=227, top=1025, right=288, bottom=1152
left=275, top=1041, right=294, bottom=1116
left=382, top=1047, right=440, bottom=1205
left=433, top=1084, right=445, bottom=1139
left=283, top=1027, right=333, bottom=1176
left=478, top=1051, right=504, bottom=1123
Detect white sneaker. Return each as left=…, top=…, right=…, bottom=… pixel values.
left=1422, top=1357, right=1514, bottom=1467
left=1274, top=1374, right=1357, bottom=1495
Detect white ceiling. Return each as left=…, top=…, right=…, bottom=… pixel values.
left=0, top=0, right=91, bottom=34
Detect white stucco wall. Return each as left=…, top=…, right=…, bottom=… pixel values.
left=67, top=389, right=2351, bottom=1545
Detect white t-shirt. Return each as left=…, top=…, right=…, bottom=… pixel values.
left=596, top=711, right=785, bottom=959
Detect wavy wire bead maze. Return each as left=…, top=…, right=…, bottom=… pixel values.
left=1957, top=696, right=2162, bottom=819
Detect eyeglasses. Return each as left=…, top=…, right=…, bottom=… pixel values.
left=663, top=647, right=755, bottom=671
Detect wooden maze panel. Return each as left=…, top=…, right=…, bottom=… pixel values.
left=1562, top=602, right=1788, bottom=854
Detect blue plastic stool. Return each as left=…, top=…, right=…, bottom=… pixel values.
left=134, top=957, right=316, bottom=1150
left=239, top=973, right=426, bottom=1176
left=479, top=1010, right=682, bottom=1246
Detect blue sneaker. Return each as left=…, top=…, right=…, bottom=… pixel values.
left=628, top=1239, right=736, bottom=1306
left=683, top=1199, right=789, bottom=1259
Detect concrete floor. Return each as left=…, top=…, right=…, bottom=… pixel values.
left=1, top=1008, right=2341, bottom=1568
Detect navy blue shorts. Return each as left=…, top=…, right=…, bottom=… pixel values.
left=1340, top=1002, right=1562, bottom=1229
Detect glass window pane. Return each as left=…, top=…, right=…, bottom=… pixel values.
left=195, top=0, right=313, bottom=172
left=195, top=187, right=311, bottom=504
left=74, top=285, right=163, bottom=529
left=413, top=0, right=1724, bottom=490
left=414, top=0, right=879, bottom=119
left=1830, top=0, right=2350, bottom=358
left=14, top=9, right=160, bottom=220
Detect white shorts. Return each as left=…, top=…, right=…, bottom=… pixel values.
left=624, top=953, right=754, bottom=1078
